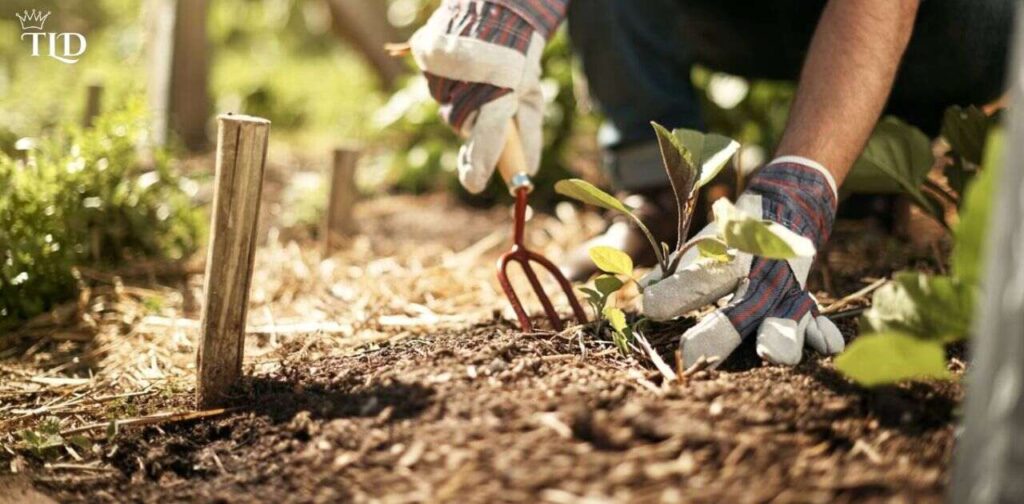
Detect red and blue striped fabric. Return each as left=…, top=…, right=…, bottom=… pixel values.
left=425, top=1, right=568, bottom=131
left=722, top=162, right=837, bottom=337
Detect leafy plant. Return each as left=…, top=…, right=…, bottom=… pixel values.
left=570, top=123, right=818, bottom=354
left=1, top=100, right=203, bottom=331
left=603, top=305, right=633, bottom=355
left=848, top=117, right=941, bottom=221
left=844, top=106, right=1000, bottom=230
left=18, top=417, right=65, bottom=456
left=17, top=416, right=92, bottom=458
left=557, top=123, right=813, bottom=282
left=836, top=128, right=1003, bottom=386
left=578, top=246, right=635, bottom=354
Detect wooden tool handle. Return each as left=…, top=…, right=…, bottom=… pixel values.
left=496, top=121, right=533, bottom=193
left=384, top=43, right=531, bottom=193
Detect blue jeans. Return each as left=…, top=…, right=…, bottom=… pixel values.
left=568, top=0, right=1014, bottom=191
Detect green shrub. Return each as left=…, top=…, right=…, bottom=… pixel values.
left=0, top=100, right=203, bottom=331
left=835, top=127, right=1002, bottom=386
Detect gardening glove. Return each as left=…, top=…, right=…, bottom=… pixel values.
left=641, top=157, right=846, bottom=368
left=409, top=0, right=568, bottom=194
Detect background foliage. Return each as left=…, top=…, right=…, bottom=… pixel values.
left=0, top=101, right=202, bottom=330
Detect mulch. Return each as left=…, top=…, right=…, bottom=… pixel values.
left=1, top=158, right=960, bottom=502
left=28, top=318, right=959, bottom=503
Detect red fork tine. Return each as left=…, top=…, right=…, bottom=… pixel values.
left=496, top=251, right=534, bottom=332
left=495, top=184, right=588, bottom=332
left=525, top=250, right=588, bottom=327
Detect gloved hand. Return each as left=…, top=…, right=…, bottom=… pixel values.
left=641, top=157, right=846, bottom=368
left=409, top=1, right=568, bottom=193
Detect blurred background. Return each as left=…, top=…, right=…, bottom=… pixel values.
left=0, top=0, right=796, bottom=330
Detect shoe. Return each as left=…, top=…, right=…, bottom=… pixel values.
left=561, top=188, right=680, bottom=283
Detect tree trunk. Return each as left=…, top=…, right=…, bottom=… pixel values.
left=147, top=0, right=211, bottom=151
left=170, top=0, right=211, bottom=151
left=949, top=8, right=1024, bottom=503
left=324, top=0, right=405, bottom=90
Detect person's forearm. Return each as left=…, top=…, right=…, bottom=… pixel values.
left=775, top=0, right=920, bottom=185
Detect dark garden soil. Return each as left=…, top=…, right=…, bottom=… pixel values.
left=28, top=316, right=959, bottom=504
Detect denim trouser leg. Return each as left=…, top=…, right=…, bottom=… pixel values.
left=567, top=0, right=703, bottom=192
left=568, top=0, right=1014, bottom=192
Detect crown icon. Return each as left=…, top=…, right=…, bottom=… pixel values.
left=16, top=9, right=50, bottom=31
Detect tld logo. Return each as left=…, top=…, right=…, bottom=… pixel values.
left=16, top=9, right=87, bottom=64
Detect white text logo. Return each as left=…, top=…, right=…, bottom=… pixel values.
left=17, top=9, right=87, bottom=64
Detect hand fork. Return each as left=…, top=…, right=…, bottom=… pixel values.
left=382, top=43, right=587, bottom=331
left=495, top=123, right=587, bottom=332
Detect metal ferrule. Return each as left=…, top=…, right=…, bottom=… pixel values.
left=509, top=172, right=534, bottom=195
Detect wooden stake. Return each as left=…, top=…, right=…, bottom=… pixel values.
left=196, top=114, right=270, bottom=408
left=83, top=84, right=103, bottom=128
left=323, top=147, right=360, bottom=253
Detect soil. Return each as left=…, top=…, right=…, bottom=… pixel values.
left=26, top=316, right=959, bottom=504
left=3, top=171, right=960, bottom=503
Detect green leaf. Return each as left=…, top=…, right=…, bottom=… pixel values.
left=659, top=125, right=740, bottom=189
left=68, top=435, right=93, bottom=451
left=652, top=122, right=739, bottom=250
left=694, top=236, right=731, bottom=262
left=602, top=306, right=628, bottom=333
left=21, top=417, right=67, bottom=454
left=579, top=287, right=603, bottom=304
left=556, top=178, right=667, bottom=271
left=942, top=105, right=991, bottom=165
left=588, top=246, right=633, bottom=276
left=861, top=272, right=974, bottom=343
left=712, top=198, right=815, bottom=259
left=652, top=122, right=700, bottom=249
left=849, top=117, right=938, bottom=216
left=594, top=275, right=625, bottom=297
left=835, top=332, right=951, bottom=387
left=555, top=179, right=633, bottom=215
left=952, top=129, right=1002, bottom=286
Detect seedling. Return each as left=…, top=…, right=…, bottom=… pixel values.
left=564, top=123, right=816, bottom=353
left=578, top=246, right=637, bottom=353
left=557, top=123, right=814, bottom=281
left=17, top=416, right=92, bottom=458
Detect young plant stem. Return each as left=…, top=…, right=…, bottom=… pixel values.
left=627, top=213, right=669, bottom=273
left=664, top=236, right=723, bottom=274
left=919, top=180, right=956, bottom=231
left=922, top=178, right=961, bottom=209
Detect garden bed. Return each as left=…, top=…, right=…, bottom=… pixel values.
left=2, top=181, right=958, bottom=503
left=32, top=321, right=958, bottom=503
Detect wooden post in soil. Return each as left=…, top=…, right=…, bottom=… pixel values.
left=83, top=84, right=103, bottom=128
left=322, top=147, right=361, bottom=254
left=196, top=114, right=271, bottom=408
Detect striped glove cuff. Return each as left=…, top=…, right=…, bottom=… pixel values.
left=746, top=158, right=838, bottom=251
